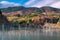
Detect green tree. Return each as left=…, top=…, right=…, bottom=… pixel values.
left=15, top=14, right=21, bottom=17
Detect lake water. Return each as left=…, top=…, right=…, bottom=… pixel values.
left=0, top=28, right=60, bottom=40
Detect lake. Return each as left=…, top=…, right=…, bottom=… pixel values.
left=0, top=28, right=60, bottom=40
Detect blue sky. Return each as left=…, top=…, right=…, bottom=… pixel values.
left=0, top=0, right=60, bottom=8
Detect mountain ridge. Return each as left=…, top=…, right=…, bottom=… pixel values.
left=0, top=6, right=60, bottom=15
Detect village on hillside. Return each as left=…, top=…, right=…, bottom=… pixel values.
left=0, top=8, right=60, bottom=30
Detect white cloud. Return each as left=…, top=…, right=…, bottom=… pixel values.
left=31, top=0, right=57, bottom=7
left=25, top=0, right=35, bottom=6
left=50, top=1, right=60, bottom=8
left=0, top=1, right=20, bottom=8
left=25, top=0, right=60, bottom=8
left=0, top=0, right=60, bottom=8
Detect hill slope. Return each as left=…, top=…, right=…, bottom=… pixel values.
left=0, top=6, right=60, bottom=16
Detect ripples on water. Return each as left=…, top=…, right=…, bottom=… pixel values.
left=0, top=28, right=60, bottom=40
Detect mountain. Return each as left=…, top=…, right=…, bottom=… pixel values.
left=0, top=6, right=41, bottom=13
left=0, top=6, right=60, bottom=16
left=1, top=6, right=25, bottom=13
left=40, top=6, right=60, bottom=13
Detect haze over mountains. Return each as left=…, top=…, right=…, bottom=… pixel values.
left=0, top=6, right=60, bottom=16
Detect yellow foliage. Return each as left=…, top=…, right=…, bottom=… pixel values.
left=7, top=16, right=18, bottom=21
left=55, top=22, right=60, bottom=28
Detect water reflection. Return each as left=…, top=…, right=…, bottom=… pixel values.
left=0, top=29, right=60, bottom=40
